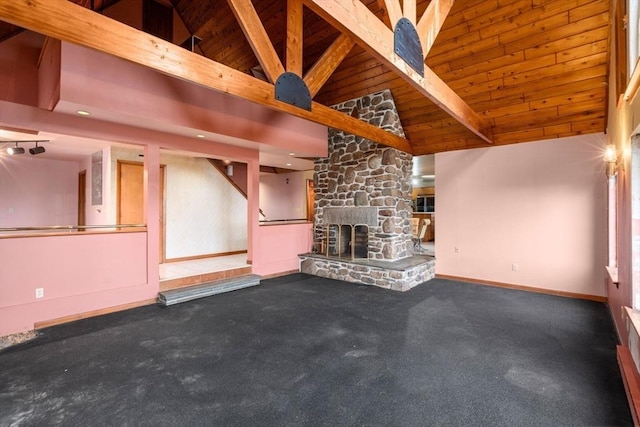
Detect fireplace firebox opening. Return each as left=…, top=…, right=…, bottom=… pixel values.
left=326, top=224, right=369, bottom=260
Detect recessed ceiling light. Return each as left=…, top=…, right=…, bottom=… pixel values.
left=196, top=134, right=205, bottom=138
left=286, top=163, right=292, bottom=166
left=289, top=152, right=295, bottom=156
left=76, top=110, right=90, bottom=116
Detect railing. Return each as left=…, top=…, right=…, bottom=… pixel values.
left=259, top=218, right=309, bottom=225
left=0, top=224, right=146, bottom=237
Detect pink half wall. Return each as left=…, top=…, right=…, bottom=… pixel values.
left=435, top=134, right=608, bottom=298
left=252, top=223, right=313, bottom=276
left=0, top=232, right=152, bottom=336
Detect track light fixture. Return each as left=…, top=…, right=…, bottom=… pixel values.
left=7, top=143, right=25, bottom=155
left=29, top=142, right=45, bottom=155
left=3, top=140, right=48, bottom=156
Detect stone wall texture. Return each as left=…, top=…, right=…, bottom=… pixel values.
left=313, top=89, right=413, bottom=261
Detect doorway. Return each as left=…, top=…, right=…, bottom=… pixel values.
left=78, top=170, right=86, bottom=228
left=117, top=160, right=166, bottom=262
left=306, top=179, right=315, bottom=222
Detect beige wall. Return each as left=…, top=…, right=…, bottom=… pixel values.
left=435, top=134, right=607, bottom=298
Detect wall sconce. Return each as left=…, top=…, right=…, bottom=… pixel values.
left=7, top=142, right=25, bottom=155
left=604, top=144, right=623, bottom=177
left=29, top=142, right=45, bottom=155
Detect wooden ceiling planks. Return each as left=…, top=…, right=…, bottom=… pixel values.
left=304, top=0, right=494, bottom=143
left=0, top=0, right=610, bottom=155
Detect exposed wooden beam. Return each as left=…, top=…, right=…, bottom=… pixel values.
left=304, top=33, right=355, bottom=97
left=416, top=0, right=455, bottom=58
left=226, top=0, right=284, bottom=83
left=380, top=0, right=402, bottom=28
left=402, top=0, right=416, bottom=25
left=303, top=0, right=493, bottom=143
left=286, top=0, right=303, bottom=75
left=0, top=0, right=412, bottom=153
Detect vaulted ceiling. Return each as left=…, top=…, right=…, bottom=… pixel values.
left=0, top=0, right=610, bottom=155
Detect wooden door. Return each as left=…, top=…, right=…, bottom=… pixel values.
left=117, top=161, right=144, bottom=224
left=117, top=161, right=166, bottom=261
left=306, top=179, right=315, bottom=222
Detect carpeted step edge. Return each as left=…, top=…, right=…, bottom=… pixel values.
left=158, top=274, right=261, bottom=306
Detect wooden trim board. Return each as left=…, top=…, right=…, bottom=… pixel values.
left=34, top=298, right=157, bottom=330
left=435, top=274, right=607, bottom=303
left=164, top=250, right=248, bottom=263
left=618, top=345, right=640, bottom=426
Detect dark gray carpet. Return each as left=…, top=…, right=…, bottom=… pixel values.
left=0, top=274, right=631, bottom=426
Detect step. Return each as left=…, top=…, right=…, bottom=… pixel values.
left=159, top=265, right=253, bottom=292
left=157, top=274, right=261, bottom=307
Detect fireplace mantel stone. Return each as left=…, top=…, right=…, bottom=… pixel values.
left=323, top=207, right=378, bottom=226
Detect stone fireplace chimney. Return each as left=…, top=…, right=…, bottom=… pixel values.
left=300, top=90, right=435, bottom=291
left=313, top=89, right=413, bottom=261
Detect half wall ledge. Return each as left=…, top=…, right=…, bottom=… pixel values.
left=298, top=253, right=435, bottom=291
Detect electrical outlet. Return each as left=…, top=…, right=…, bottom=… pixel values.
left=512, top=263, right=519, bottom=271
left=35, top=288, right=44, bottom=299
left=454, top=247, right=459, bottom=253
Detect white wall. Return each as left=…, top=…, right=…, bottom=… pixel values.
left=162, top=153, right=247, bottom=259
left=109, top=148, right=248, bottom=259
left=259, top=171, right=311, bottom=221
left=435, top=134, right=607, bottom=297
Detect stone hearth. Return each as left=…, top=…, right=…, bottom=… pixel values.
left=300, top=89, right=435, bottom=291
left=300, top=254, right=435, bottom=292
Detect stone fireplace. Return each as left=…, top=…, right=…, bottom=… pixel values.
left=299, top=90, right=435, bottom=291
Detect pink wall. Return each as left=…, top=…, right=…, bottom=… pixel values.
left=0, top=232, right=152, bottom=336
left=609, top=136, right=639, bottom=345
left=0, top=155, right=79, bottom=228
left=0, top=31, right=40, bottom=106
left=436, top=134, right=607, bottom=298
left=38, top=38, right=60, bottom=110
left=252, top=222, right=313, bottom=276
left=58, top=42, right=328, bottom=158
left=260, top=171, right=308, bottom=220
left=0, top=36, right=327, bottom=336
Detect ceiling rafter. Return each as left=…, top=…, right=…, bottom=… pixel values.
left=304, top=33, right=355, bottom=97
left=303, top=0, right=493, bottom=144
left=226, top=0, right=285, bottom=83
left=381, top=0, right=402, bottom=28
left=402, top=0, right=416, bottom=25
left=416, top=0, right=455, bottom=58
left=285, top=0, right=303, bottom=75
left=0, top=0, right=412, bottom=153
